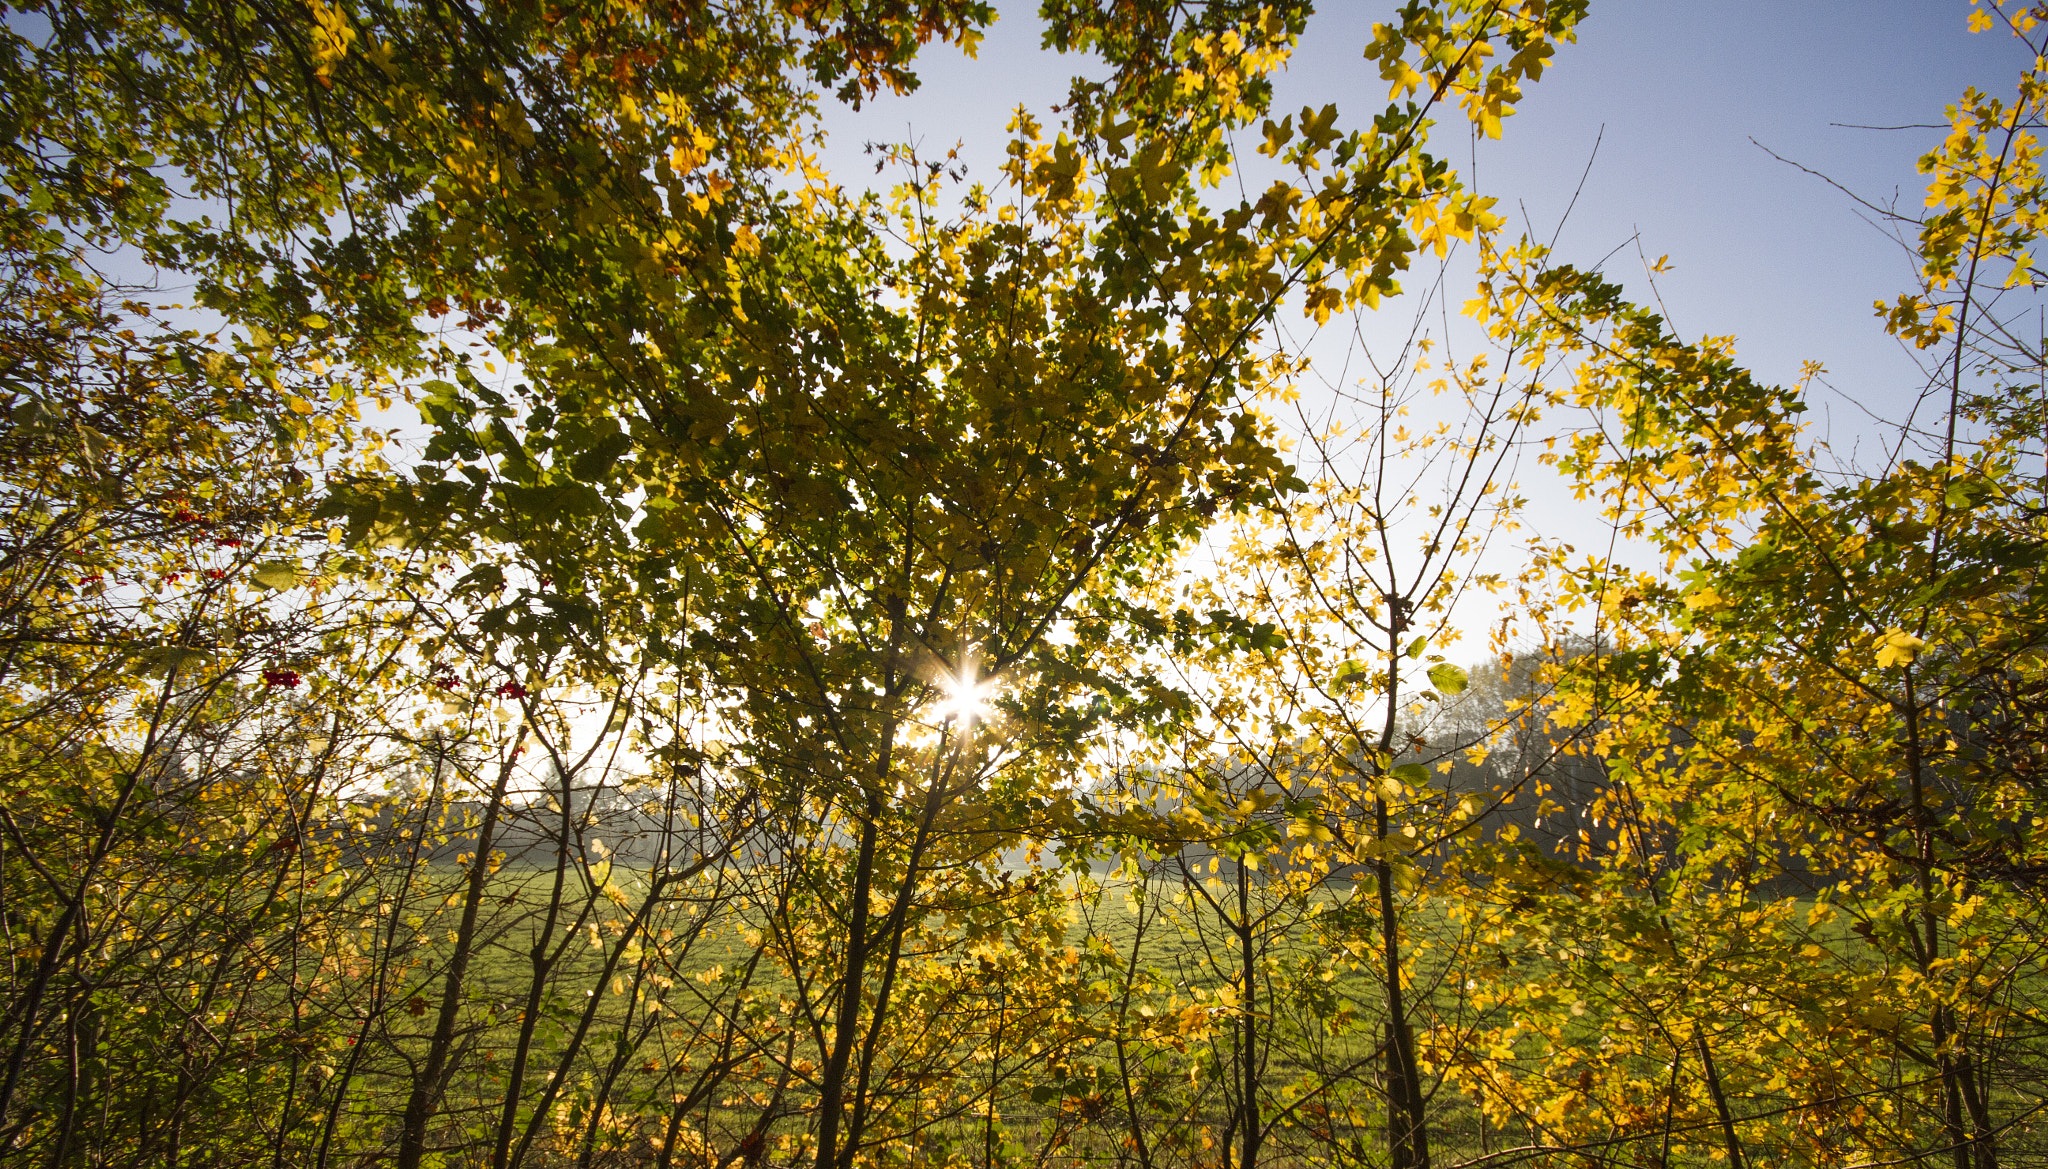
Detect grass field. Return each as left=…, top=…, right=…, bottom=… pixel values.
left=354, top=855, right=2047, bottom=1167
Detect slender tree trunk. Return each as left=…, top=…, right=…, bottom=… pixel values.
left=1376, top=791, right=1428, bottom=1169
left=576, top=956, right=656, bottom=1169
left=1902, top=674, right=1979, bottom=1169
left=316, top=742, right=449, bottom=1169
left=655, top=1039, right=743, bottom=1169
left=813, top=594, right=908, bottom=1169
left=0, top=686, right=173, bottom=1129
left=1693, top=1026, right=1746, bottom=1169
left=1372, top=605, right=1429, bottom=1169
left=1112, top=880, right=1155, bottom=1169
left=813, top=786, right=885, bottom=1169
left=838, top=737, right=958, bottom=1169
left=1657, top=1042, right=1682, bottom=1169
left=1236, top=860, right=1260, bottom=1169
left=492, top=751, right=586, bottom=1169
left=398, top=726, right=524, bottom=1169
left=43, top=994, right=81, bottom=1169
left=273, top=717, right=340, bottom=1169
left=1956, top=1044, right=1998, bottom=1169
left=508, top=873, right=684, bottom=1169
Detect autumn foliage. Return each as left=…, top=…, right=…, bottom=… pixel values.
left=2, top=1, right=2046, bottom=1167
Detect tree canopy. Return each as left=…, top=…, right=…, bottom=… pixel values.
left=3, top=1, right=2046, bottom=1168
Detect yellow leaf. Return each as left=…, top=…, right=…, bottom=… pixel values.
left=306, top=0, right=356, bottom=85
left=1873, top=627, right=1926, bottom=668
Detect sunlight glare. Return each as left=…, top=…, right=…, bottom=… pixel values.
left=933, top=657, right=996, bottom=725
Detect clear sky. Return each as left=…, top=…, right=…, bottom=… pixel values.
left=811, top=1, right=2039, bottom=651
left=816, top=0, right=2035, bottom=450
left=1441, top=1, right=2036, bottom=437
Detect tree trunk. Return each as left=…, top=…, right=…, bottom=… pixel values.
left=1693, top=1026, right=1746, bottom=1169
left=812, top=786, right=885, bottom=1169
left=1237, top=860, right=1261, bottom=1169
left=398, top=727, right=523, bottom=1169
left=1377, top=791, right=1428, bottom=1169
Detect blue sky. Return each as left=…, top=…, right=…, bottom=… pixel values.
left=1445, top=1, right=2034, bottom=435
left=811, top=1, right=2039, bottom=650
left=816, top=1, right=2034, bottom=451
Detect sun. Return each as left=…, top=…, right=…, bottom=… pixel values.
left=933, top=657, right=996, bottom=725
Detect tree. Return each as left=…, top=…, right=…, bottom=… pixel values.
left=340, top=2, right=1582, bottom=1165
left=0, top=166, right=415, bottom=1160
left=1457, top=3, right=2048, bottom=1164
left=0, top=0, right=1596, bottom=1164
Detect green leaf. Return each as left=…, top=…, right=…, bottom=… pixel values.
left=250, top=561, right=302, bottom=590
left=134, top=646, right=206, bottom=677
left=1426, top=662, right=1468, bottom=694
left=1391, top=763, right=1429, bottom=785
left=1406, top=635, right=1427, bottom=659
left=571, top=429, right=634, bottom=482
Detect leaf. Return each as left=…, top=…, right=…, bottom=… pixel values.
left=571, top=428, right=634, bottom=482
left=1427, top=662, right=1468, bottom=694
left=251, top=562, right=303, bottom=590
left=1406, top=635, right=1427, bottom=659
left=1873, top=628, right=1926, bottom=668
